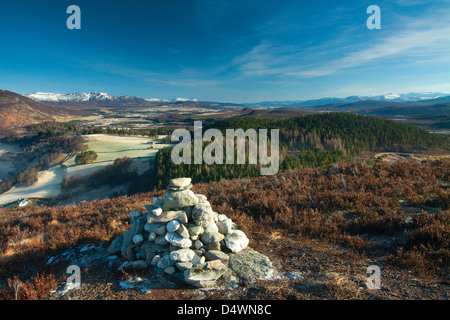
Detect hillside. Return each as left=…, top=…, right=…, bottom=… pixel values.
left=0, top=90, right=55, bottom=130
left=0, top=159, right=448, bottom=300
left=154, top=113, right=449, bottom=189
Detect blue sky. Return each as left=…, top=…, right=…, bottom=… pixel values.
left=0, top=0, right=449, bottom=102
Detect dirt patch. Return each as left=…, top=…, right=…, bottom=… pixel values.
left=372, top=152, right=450, bottom=163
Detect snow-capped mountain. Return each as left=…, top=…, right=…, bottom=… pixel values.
left=26, top=92, right=199, bottom=105
left=26, top=92, right=117, bottom=103
left=172, top=97, right=199, bottom=102
left=245, top=92, right=450, bottom=108
left=355, top=92, right=449, bottom=103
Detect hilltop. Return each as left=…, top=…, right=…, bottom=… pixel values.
left=0, top=159, right=448, bottom=300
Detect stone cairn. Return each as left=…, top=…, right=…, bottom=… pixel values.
left=107, top=177, right=250, bottom=288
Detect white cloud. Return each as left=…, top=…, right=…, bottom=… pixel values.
left=232, top=9, right=450, bottom=79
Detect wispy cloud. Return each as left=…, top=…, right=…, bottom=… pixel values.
left=231, top=9, right=450, bottom=79
left=149, top=78, right=223, bottom=88
left=84, top=62, right=222, bottom=89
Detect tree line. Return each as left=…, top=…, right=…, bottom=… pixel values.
left=153, top=113, right=449, bottom=189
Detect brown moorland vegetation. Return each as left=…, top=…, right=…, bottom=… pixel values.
left=0, top=159, right=448, bottom=299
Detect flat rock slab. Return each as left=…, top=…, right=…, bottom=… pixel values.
left=148, top=210, right=188, bottom=224
left=184, top=260, right=228, bottom=288
left=227, top=247, right=279, bottom=285
left=169, top=178, right=192, bottom=188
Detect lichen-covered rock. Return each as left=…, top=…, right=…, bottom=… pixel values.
left=192, top=203, right=215, bottom=227
left=163, top=189, right=199, bottom=210
left=169, top=178, right=192, bottom=188
left=169, top=248, right=196, bottom=262
left=204, top=250, right=230, bottom=262
left=204, top=221, right=219, bottom=234
left=217, top=219, right=232, bottom=235
left=188, top=225, right=204, bottom=238
left=184, top=260, right=228, bottom=288
left=140, top=241, right=166, bottom=256
left=176, top=261, right=193, bottom=271
left=176, top=224, right=190, bottom=239
left=228, top=248, right=277, bottom=285
left=196, top=194, right=208, bottom=203
left=148, top=210, right=188, bottom=224
left=129, top=210, right=142, bottom=219
left=201, top=231, right=224, bottom=245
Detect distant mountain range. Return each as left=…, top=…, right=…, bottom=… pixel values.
left=243, top=92, right=450, bottom=108
left=26, top=92, right=199, bottom=107
left=26, top=91, right=450, bottom=109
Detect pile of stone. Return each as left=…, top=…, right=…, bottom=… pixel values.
left=107, top=177, right=250, bottom=288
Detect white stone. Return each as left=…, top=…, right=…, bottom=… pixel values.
left=196, top=194, right=208, bottom=203
left=217, top=219, right=232, bottom=235
left=217, top=214, right=228, bottom=222
left=225, top=230, right=249, bottom=253
left=152, top=207, right=163, bottom=216
left=204, top=221, right=219, bottom=234
left=192, top=203, right=215, bottom=227
left=166, top=220, right=181, bottom=232
left=170, top=177, right=192, bottom=188
left=169, top=248, right=196, bottom=262
left=165, top=232, right=192, bottom=248
left=163, top=189, right=199, bottom=211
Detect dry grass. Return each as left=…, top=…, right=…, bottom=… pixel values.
left=324, top=273, right=361, bottom=300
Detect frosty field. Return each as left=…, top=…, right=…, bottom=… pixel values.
left=63, top=134, right=172, bottom=167
left=0, top=135, right=173, bottom=205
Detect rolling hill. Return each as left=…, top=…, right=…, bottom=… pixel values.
left=0, top=90, right=91, bottom=135
left=0, top=90, right=56, bottom=130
